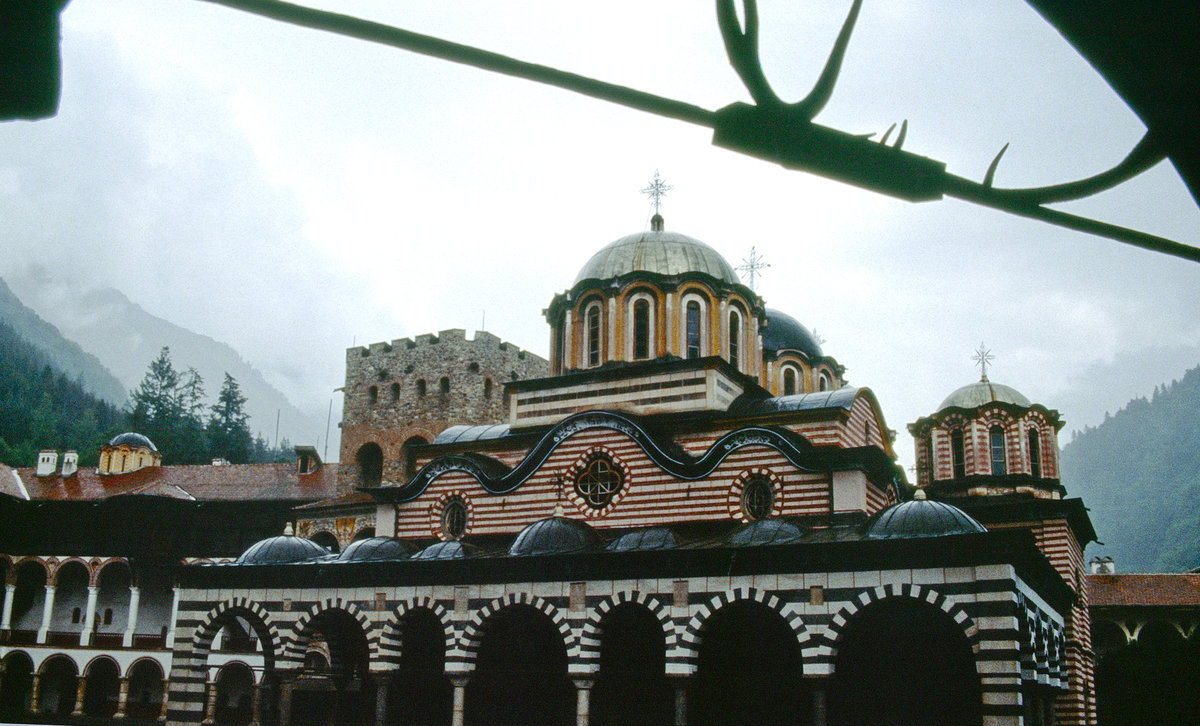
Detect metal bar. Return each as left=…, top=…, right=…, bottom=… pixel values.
left=196, top=0, right=716, bottom=128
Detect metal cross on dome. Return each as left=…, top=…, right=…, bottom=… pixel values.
left=737, top=246, right=770, bottom=290
left=641, top=171, right=673, bottom=216
left=972, top=342, right=995, bottom=381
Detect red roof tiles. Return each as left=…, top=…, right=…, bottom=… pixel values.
left=9, top=462, right=340, bottom=502
left=1089, top=573, right=1200, bottom=607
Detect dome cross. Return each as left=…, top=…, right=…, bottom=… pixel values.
left=971, top=342, right=995, bottom=382
left=641, top=170, right=673, bottom=216
left=736, top=246, right=771, bottom=290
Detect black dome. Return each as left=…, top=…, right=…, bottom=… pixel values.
left=726, top=518, right=803, bottom=547
left=762, top=309, right=823, bottom=358
left=606, top=527, right=678, bottom=552
left=236, top=536, right=327, bottom=565
left=865, top=492, right=987, bottom=539
left=107, top=432, right=158, bottom=451
left=509, top=516, right=604, bottom=556
left=337, top=537, right=417, bottom=562
left=412, top=540, right=478, bottom=560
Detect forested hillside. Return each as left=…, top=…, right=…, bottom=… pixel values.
left=1061, top=365, right=1200, bottom=572
left=0, top=321, right=126, bottom=467
left=0, top=277, right=126, bottom=404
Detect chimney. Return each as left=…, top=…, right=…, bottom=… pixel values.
left=1089, top=556, right=1115, bottom=574
left=61, top=450, right=78, bottom=477
left=36, top=450, right=58, bottom=477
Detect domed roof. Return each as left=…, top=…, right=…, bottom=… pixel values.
left=574, top=225, right=740, bottom=286
left=938, top=379, right=1032, bottom=412
left=606, top=526, right=678, bottom=552
left=509, top=516, right=604, bottom=556
left=107, top=432, right=157, bottom=451
left=236, top=536, right=327, bottom=565
left=336, top=537, right=417, bottom=563
left=865, top=492, right=987, bottom=539
left=726, top=518, right=803, bottom=547
left=762, top=309, right=823, bottom=358
left=412, top=540, right=478, bottom=560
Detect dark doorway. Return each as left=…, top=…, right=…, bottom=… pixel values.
left=830, top=598, right=981, bottom=726
left=126, top=659, right=165, bottom=720
left=465, top=605, right=573, bottom=726
left=37, top=655, right=78, bottom=717
left=0, top=652, right=34, bottom=718
left=592, top=604, right=671, bottom=726
left=291, top=609, right=373, bottom=726
left=82, top=657, right=121, bottom=717
left=214, top=662, right=255, bottom=726
left=356, top=443, right=384, bottom=486
left=691, top=600, right=809, bottom=726
left=389, top=608, right=452, bottom=726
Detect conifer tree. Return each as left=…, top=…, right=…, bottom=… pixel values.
left=208, top=373, right=253, bottom=464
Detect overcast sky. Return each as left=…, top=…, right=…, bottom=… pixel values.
left=2, top=0, right=1199, bottom=470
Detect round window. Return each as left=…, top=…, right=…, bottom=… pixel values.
left=574, top=455, right=623, bottom=509
left=441, top=497, right=468, bottom=540
left=741, top=476, right=775, bottom=521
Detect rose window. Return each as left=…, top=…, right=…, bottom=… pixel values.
left=574, top=456, right=623, bottom=509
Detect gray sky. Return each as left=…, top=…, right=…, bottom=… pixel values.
left=2, top=0, right=1199, bottom=470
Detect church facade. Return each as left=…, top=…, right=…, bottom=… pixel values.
left=1, top=213, right=1108, bottom=725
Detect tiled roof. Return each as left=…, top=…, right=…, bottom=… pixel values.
left=293, top=490, right=375, bottom=511
left=0, top=462, right=27, bottom=499
left=9, top=463, right=340, bottom=502
left=1088, top=573, right=1200, bottom=607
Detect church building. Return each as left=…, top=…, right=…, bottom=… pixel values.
left=144, top=213, right=1092, bottom=726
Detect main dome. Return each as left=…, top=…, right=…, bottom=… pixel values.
left=574, top=226, right=740, bottom=286
left=762, top=309, right=823, bottom=358
left=938, top=380, right=1032, bottom=412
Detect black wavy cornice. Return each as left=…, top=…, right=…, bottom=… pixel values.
left=364, top=410, right=900, bottom=503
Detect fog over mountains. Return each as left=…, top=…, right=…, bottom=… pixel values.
left=4, top=272, right=330, bottom=456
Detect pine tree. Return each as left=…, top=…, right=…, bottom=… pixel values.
left=208, top=373, right=252, bottom=464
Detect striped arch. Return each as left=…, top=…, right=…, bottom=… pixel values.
left=825, top=584, right=981, bottom=661
left=283, top=598, right=378, bottom=668
left=455, top=593, right=574, bottom=668
left=378, top=596, right=456, bottom=669
left=578, top=591, right=675, bottom=667
left=678, top=587, right=809, bottom=666
left=166, top=598, right=280, bottom=724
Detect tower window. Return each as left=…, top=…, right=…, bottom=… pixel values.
left=1028, top=428, right=1042, bottom=478
left=586, top=303, right=602, bottom=367
left=951, top=430, right=966, bottom=479
left=783, top=367, right=797, bottom=396
left=390, top=382, right=400, bottom=402
left=990, top=426, right=1007, bottom=476
left=368, top=386, right=378, bottom=404
left=484, top=378, right=493, bottom=399
left=633, top=299, right=650, bottom=360
left=416, top=379, right=426, bottom=397
left=728, top=309, right=741, bottom=370
left=440, top=377, right=450, bottom=394
left=686, top=300, right=702, bottom=359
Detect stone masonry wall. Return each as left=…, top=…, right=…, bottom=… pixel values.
left=339, top=329, right=548, bottom=492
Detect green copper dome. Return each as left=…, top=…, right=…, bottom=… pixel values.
left=574, top=221, right=740, bottom=286
left=937, top=380, right=1031, bottom=412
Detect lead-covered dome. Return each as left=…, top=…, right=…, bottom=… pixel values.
left=108, top=432, right=157, bottom=451
left=938, top=380, right=1031, bottom=412
left=337, top=537, right=417, bottom=562
left=865, top=491, right=986, bottom=539
left=574, top=222, right=740, bottom=286
left=509, top=516, right=604, bottom=556
left=236, top=536, right=327, bottom=565
left=763, top=309, right=823, bottom=358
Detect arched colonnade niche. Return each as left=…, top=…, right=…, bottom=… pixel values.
left=214, top=661, right=256, bottom=726
left=386, top=606, right=453, bottom=726
left=9, top=559, right=46, bottom=634
left=95, top=560, right=132, bottom=641
left=0, top=651, right=34, bottom=718
left=690, top=599, right=808, bottom=726
left=829, top=597, right=982, bottom=726
left=81, top=656, right=121, bottom=718
left=288, top=607, right=374, bottom=726
left=1095, top=618, right=1200, bottom=725
left=51, top=559, right=89, bottom=641
left=190, top=605, right=281, bottom=726
left=591, top=602, right=672, bottom=726
left=310, top=531, right=340, bottom=554
left=36, top=653, right=78, bottom=718
left=126, top=658, right=167, bottom=720
left=465, top=604, right=574, bottom=726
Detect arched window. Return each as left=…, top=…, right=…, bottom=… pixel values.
left=951, top=430, right=966, bottom=479
left=484, top=378, right=493, bottom=399
left=72, top=607, right=82, bottom=624
left=990, top=426, right=1007, bottom=476
left=367, top=386, right=378, bottom=404
left=390, top=382, right=400, bottom=402
left=586, top=302, right=603, bottom=367
left=440, top=377, right=450, bottom=394
left=728, top=309, right=741, bottom=370
left=416, top=379, right=427, bottom=397
left=442, top=497, right=469, bottom=540
left=818, top=372, right=831, bottom=391
left=782, top=367, right=797, bottom=396
left=103, top=608, right=113, bottom=625
left=633, top=299, right=651, bottom=360
left=1028, top=428, right=1042, bottom=478
left=685, top=300, right=702, bottom=359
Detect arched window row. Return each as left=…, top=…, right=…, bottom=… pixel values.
left=940, top=421, right=1052, bottom=480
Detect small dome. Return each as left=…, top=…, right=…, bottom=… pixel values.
left=938, top=380, right=1031, bottom=412
left=606, top=526, right=678, bottom=552
left=762, top=309, right=823, bottom=358
left=574, top=229, right=740, bottom=286
left=107, top=432, right=157, bottom=451
left=509, top=516, right=604, bottom=556
left=865, top=493, right=987, bottom=539
left=337, top=537, right=417, bottom=562
left=236, top=536, right=327, bottom=565
left=726, top=518, right=803, bottom=547
left=412, top=540, right=478, bottom=560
